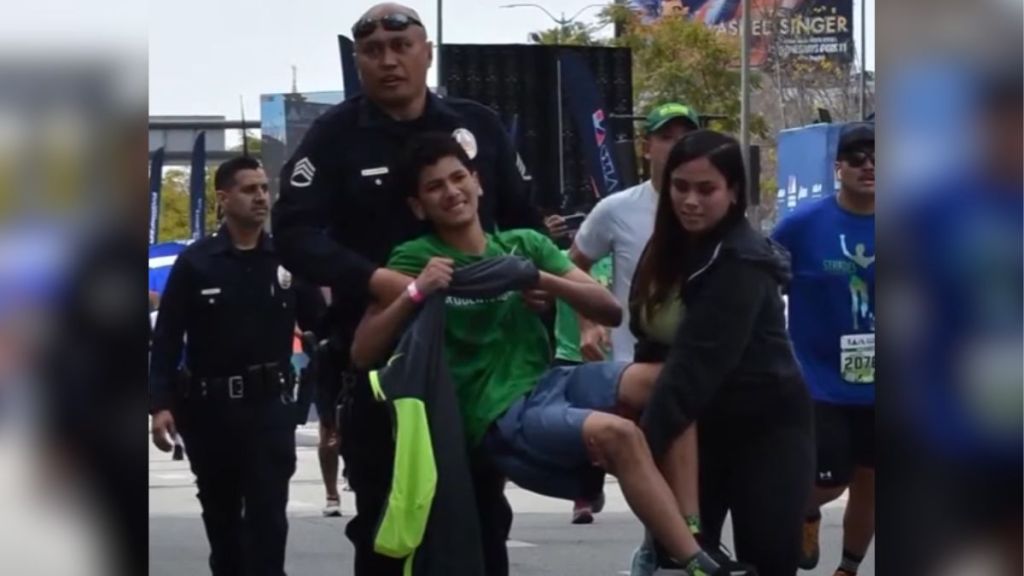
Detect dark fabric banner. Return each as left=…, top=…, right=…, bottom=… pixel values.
left=559, top=51, right=624, bottom=200
left=149, top=147, right=165, bottom=245
left=189, top=132, right=207, bottom=240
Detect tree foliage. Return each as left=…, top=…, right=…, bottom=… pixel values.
left=231, top=134, right=262, bottom=156
left=155, top=168, right=218, bottom=243
left=528, top=22, right=604, bottom=46
left=530, top=6, right=768, bottom=137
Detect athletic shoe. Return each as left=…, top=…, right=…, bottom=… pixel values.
left=833, top=570, right=856, bottom=576
left=800, top=516, right=821, bottom=569
left=571, top=500, right=594, bottom=524
left=322, top=498, right=342, bottom=518
left=711, top=559, right=758, bottom=575
left=630, top=537, right=658, bottom=576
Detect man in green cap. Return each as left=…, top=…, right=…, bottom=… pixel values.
left=568, top=102, right=698, bottom=526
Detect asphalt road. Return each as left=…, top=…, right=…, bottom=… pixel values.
left=149, top=425, right=874, bottom=576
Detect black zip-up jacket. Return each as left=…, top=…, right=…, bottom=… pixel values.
left=369, top=256, right=539, bottom=576
left=632, top=219, right=811, bottom=459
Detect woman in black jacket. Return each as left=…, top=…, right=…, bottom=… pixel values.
left=629, top=130, right=814, bottom=576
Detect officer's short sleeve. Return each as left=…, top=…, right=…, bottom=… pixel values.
left=272, top=114, right=377, bottom=294
left=574, top=196, right=615, bottom=262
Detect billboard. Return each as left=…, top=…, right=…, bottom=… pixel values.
left=260, top=91, right=344, bottom=201
left=628, top=0, right=854, bottom=66
left=775, top=122, right=842, bottom=218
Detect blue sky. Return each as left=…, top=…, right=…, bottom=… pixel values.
left=148, top=0, right=874, bottom=119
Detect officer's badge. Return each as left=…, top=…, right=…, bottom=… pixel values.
left=452, top=128, right=478, bottom=160
left=277, top=266, right=293, bottom=290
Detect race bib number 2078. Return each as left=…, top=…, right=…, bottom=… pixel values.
left=840, top=334, right=875, bottom=384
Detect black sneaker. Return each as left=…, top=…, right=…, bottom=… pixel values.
left=712, top=560, right=758, bottom=575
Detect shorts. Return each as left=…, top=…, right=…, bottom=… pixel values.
left=483, top=361, right=629, bottom=501
left=814, top=401, right=875, bottom=487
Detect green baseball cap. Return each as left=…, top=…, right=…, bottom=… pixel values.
left=645, top=103, right=700, bottom=133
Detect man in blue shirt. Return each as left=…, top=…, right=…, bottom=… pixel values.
left=773, top=122, right=875, bottom=576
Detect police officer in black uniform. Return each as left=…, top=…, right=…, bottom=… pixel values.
left=271, top=4, right=543, bottom=575
left=150, top=156, right=319, bottom=576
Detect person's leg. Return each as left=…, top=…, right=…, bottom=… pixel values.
left=729, top=426, right=815, bottom=576
left=469, top=448, right=513, bottom=576
left=241, top=412, right=297, bottom=576
left=614, top=363, right=702, bottom=528
left=695, top=425, right=731, bottom=550
left=180, top=415, right=245, bottom=576
left=836, top=404, right=876, bottom=574
left=553, top=359, right=606, bottom=524
left=315, top=353, right=342, bottom=509
left=318, top=423, right=341, bottom=504
left=838, top=467, right=875, bottom=574
left=661, top=425, right=701, bottom=527
left=803, top=401, right=855, bottom=570
left=582, top=411, right=704, bottom=563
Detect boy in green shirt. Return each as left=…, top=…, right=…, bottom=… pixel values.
left=552, top=253, right=613, bottom=525
left=554, top=254, right=613, bottom=366
left=350, top=133, right=729, bottom=576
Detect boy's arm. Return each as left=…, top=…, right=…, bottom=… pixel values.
left=538, top=267, right=622, bottom=328
left=350, top=258, right=453, bottom=370
left=569, top=247, right=612, bottom=360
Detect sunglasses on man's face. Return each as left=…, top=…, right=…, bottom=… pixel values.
left=352, top=13, right=424, bottom=40
left=843, top=150, right=875, bottom=168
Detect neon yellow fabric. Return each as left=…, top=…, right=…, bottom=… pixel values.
left=373, top=398, right=437, bottom=559
left=369, top=370, right=387, bottom=401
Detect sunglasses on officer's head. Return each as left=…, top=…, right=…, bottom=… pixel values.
left=352, top=13, right=424, bottom=40
left=842, top=150, right=875, bottom=169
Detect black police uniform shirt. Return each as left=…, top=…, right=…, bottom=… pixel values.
left=149, top=226, right=320, bottom=412
left=271, top=92, right=542, bottom=345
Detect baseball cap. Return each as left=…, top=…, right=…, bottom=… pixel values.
left=837, top=121, right=875, bottom=156
left=645, top=103, right=700, bottom=133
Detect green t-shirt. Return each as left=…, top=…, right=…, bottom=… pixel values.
left=554, top=254, right=612, bottom=362
left=387, top=229, right=573, bottom=445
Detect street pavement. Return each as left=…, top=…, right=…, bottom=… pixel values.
left=150, top=424, right=874, bottom=576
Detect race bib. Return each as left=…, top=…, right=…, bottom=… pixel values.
left=840, top=334, right=875, bottom=384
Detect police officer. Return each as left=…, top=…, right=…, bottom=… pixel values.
left=150, top=156, right=319, bottom=576
left=271, top=4, right=542, bottom=575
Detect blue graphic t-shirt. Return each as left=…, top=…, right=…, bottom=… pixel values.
left=773, top=195, right=875, bottom=405
left=894, top=176, right=1022, bottom=464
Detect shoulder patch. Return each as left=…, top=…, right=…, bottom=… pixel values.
left=290, top=158, right=316, bottom=188
left=277, top=266, right=293, bottom=289
left=452, top=128, right=478, bottom=160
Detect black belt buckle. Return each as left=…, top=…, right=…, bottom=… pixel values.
left=228, top=375, right=245, bottom=399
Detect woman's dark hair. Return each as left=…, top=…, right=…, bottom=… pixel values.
left=632, top=130, right=747, bottom=316
left=396, top=132, right=476, bottom=198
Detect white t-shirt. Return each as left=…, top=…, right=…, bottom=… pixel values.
left=574, top=180, right=657, bottom=362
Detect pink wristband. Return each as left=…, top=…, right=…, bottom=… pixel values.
left=406, top=281, right=425, bottom=303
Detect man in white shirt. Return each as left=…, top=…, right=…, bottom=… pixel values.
left=570, top=102, right=699, bottom=362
